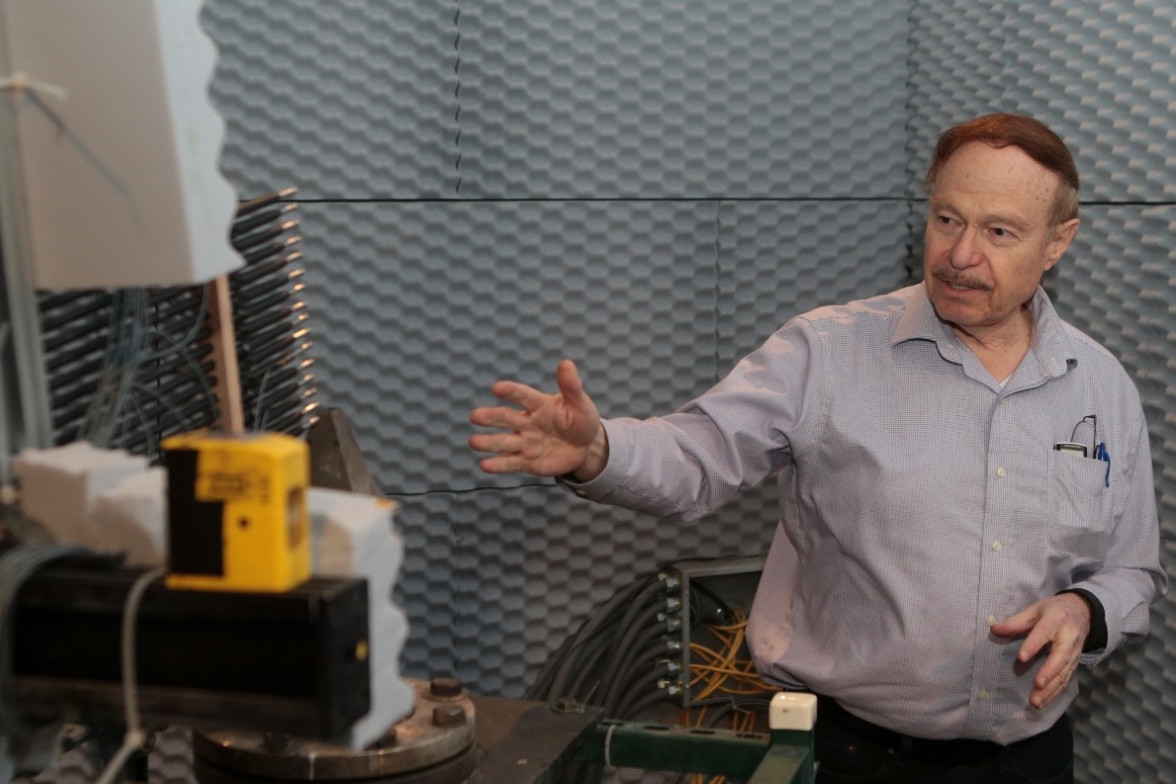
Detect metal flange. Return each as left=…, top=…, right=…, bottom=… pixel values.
left=194, top=678, right=476, bottom=783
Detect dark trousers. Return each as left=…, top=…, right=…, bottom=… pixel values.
left=814, top=697, right=1073, bottom=784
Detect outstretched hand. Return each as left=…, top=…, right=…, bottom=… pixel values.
left=469, top=359, right=607, bottom=481
left=989, top=593, right=1091, bottom=710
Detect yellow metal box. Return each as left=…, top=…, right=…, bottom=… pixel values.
left=162, top=430, right=310, bottom=592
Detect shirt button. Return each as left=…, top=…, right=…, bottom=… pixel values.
left=987, top=615, right=997, bottom=626
left=992, top=540, right=1002, bottom=551
left=995, top=466, right=1006, bottom=477
left=978, top=690, right=991, bottom=700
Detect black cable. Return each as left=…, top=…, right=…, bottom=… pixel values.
left=608, top=638, right=673, bottom=712
left=559, top=624, right=623, bottom=703
left=534, top=573, right=661, bottom=700
left=599, top=601, right=666, bottom=712
left=557, top=583, right=663, bottom=705
left=613, top=664, right=672, bottom=719
left=688, top=581, right=735, bottom=627
left=606, top=644, right=672, bottom=719
left=611, top=579, right=664, bottom=643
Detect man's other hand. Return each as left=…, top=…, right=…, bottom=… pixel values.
left=990, top=593, right=1092, bottom=710
left=469, top=359, right=607, bottom=481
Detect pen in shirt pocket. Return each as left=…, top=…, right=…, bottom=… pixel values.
left=1094, top=442, right=1110, bottom=487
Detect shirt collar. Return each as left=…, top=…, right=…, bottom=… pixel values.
left=892, top=284, right=1076, bottom=378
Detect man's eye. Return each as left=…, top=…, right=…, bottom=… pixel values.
left=991, top=227, right=1012, bottom=238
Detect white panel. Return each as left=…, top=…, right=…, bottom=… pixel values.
left=0, top=0, right=239, bottom=288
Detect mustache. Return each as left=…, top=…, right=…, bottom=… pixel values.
left=930, top=267, right=993, bottom=291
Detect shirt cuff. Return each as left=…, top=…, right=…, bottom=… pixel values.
left=1059, top=588, right=1108, bottom=653
left=554, top=420, right=622, bottom=499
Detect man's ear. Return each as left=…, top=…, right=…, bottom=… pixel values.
left=1044, top=218, right=1080, bottom=271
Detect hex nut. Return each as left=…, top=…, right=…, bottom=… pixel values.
left=429, top=676, right=464, bottom=699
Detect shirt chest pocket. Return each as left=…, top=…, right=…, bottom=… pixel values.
left=1048, top=450, right=1113, bottom=567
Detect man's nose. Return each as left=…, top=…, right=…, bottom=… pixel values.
left=949, top=226, right=983, bottom=269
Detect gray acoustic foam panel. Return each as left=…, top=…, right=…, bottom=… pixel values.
left=715, top=200, right=915, bottom=367
left=202, top=0, right=909, bottom=201
left=392, top=491, right=463, bottom=682
left=905, top=0, right=1176, bottom=203
left=455, top=0, right=909, bottom=199
left=200, top=0, right=458, bottom=200
left=1001, top=0, right=1176, bottom=204
left=904, top=0, right=1007, bottom=193
left=305, top=197, right=912, bottom=697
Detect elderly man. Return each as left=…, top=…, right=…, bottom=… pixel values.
left=470, top=114, right=1167, bottom=783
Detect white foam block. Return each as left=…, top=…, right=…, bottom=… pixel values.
left=14, top=442, right=149, bottom=551
left=90, top=467, right=167, bottom=566
left=308, top=488, right=413, bottom=750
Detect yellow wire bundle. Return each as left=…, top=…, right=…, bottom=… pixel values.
left=682, top=607, right=774, bottom=784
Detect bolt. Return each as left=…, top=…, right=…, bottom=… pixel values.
left=432, top=704, right=466, bottom=728
left=429, top=676, right=464, bottom=699
left=551, top=697, right=584, bottom=714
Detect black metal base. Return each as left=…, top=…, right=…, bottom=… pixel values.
left=10, top=559, right=371, bottom=739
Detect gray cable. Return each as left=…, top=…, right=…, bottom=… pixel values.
left=92, top=565, right=165, bottom=784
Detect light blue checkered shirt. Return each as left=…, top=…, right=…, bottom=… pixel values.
left=574, top=284, right=1167, bottom=744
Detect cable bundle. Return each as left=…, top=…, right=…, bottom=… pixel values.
left=684, top=607, right=774, bottom=729
left=527, top=570, right=681, bottom=720
left=678, top=607, right=775, bottom=784
left=40, top=285, right=217, bottom=453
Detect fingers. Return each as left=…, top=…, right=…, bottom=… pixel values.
left=469, top=405, right=531, bottom=432
left=477, top=453, right=531, bottom=475
left=475, top=361, right=583, bottom=418
left=488, top=379, right=548, bottom=410
left=555, top=359, right=585, bottom=402
left=989, top=606, right=1035, bottom=640
left=470, top=360, right=600, bottom=477
left=992, top=595, right=1090, bottom=710
left=1014, top=612, right=1057, bottom=665
left=468, top=431, right=522, bottom=455
left=1029, top=646, right=1081, bottom=709
left=992, top=605, right=1055, bottom=666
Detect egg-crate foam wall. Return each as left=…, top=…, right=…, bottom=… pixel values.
left=904, top=0, right=1176, bottom=203
left=201, top=0, right=909, bottom=201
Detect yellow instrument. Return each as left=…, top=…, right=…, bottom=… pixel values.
left=162, top=431, right=309, bottom=592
